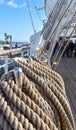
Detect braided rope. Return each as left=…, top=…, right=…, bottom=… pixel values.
left=7, top=79, right=57, bottom=130
left=0, top=57, right=75, bottom=130
left=22, top=73, right=54, bottom=120
left=32, top=57, right=65, bottom=88
left=1, top=81, right=54, bottom=130
left=18, top=58, right=71, bottom=127
left=14, top=57, right=75, bottom=130
left=19, top=57, right=66, bottom=95
left=0, top=89, right=25, bottom=130
left=28, top=79, right=55, bottom=120
left=23, top=61, right=74, bottom=128
left=23, top=78, right=52, bottom=117
left=23, top=58, right=64, bottom=86
left=0, top=110, right=13, bottom=130
left=32, top=82, right=61, bottom=130
left=32, top=61, right=65, bottom=92
left=9, top=103, right=36, bottom=130
left=22, top=59, right=66, bottom=98
left=32, top=60, right=65, bottom=91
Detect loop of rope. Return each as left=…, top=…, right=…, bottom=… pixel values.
left=32, top=57, right=65, bottom=86
left=9, top=103, right=36, bottom=130
left=0, top=110, right=13, bottom=130
left=4, top=79, right=57, bottom=130
left=14, top=57, right=75, bottom=130
left=1, top=81, right=52, bottom=130
left=22, top=73, right=54, bottom=120
left=0, top=89, right=25, bottom=130
left=16, top=57, right=74, bottom=128
left=0, top=57, right=75, bottom=130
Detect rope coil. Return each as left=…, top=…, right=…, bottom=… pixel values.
left=0, top=57, right=75, bottom=130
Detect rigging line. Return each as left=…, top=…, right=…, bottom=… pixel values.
left=47, top=0, right=74, bottom=62
left=26, top=0, right=36, bottom=34
left=33, top=0, right=43, bottom=25
left=54, top=28, right=75, bottom=70
left=40, top=0, right=73, bottom=57
left=52, top=9, right=76, bottom=67
left=47, top=0, right=74, bottom=42
left=36, top=0, right=54, bottom=20
left=45, top=0, right=59, bottom=20
left=33, top=0, right=47, bottom=26
left=43, top=0, right=63, bottom=32
left=52, top=11, right=76, bottom=66
left=54, top=24, right=76, bottom=70
left=47, top=2, right=61, bottom=18
left=38, top=0, right=74, bottom=61
left=35, top=6, right=43, bottom=23
left=52, top=30, right=73, bottom=63
left=44, top=3, right=52, bottom=15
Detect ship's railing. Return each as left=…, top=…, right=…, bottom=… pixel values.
left=0, top=47, right=30, bottom=74
left=37, top=0, right=75, bottom=65
left=35, top=0, right=69, bottom=62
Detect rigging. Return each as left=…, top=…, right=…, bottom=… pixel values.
left=26, top=0, right=36, bottom=34
left=33, top=0, right=43, bottom=23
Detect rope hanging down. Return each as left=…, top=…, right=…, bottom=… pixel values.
left=0, top=57, right=75, bottom=130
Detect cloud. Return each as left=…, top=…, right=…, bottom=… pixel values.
left=7, top=0, right=18, bottom=8
left=0, top=0, right=27, bottom=8
left=19, top=2, right=26, bottom=8
left=6, top=0, right=26, bottom=8
left=0, top=0, right=3, bottom=4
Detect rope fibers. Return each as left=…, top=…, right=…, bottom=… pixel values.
left=0, top=57, right=75, bottom=130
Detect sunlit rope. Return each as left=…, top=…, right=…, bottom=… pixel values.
left=0, top=57, right=75, bottom=130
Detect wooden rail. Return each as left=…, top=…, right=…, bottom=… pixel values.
left=0, top=48, right=24, bottom=74
left=0, top=46, right=30, bottom=74
left=0, top=48, right=22, bottom=56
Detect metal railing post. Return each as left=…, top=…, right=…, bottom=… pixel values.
left=4, top=55, right=8, bottom=74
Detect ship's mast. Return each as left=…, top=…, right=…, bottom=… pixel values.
left=26, top=0, right=36, bottom=34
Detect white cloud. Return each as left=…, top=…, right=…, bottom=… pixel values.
left=0, top=0, right=3, bottom=4
left=0, top=0, right=27, bottom=8
left=7, top=0, right=18, bottom=8
left=6, top=0, right=26, bottom=8
left=19, top=2, right=26, bottom=8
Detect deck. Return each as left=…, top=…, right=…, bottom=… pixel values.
left=56, top=57, right=76, bottom=124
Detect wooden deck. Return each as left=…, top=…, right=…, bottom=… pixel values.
left=56, top=57, right=76, bottom=124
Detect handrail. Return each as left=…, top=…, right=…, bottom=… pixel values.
left=0, top=47, right=30, bottom=74
left=0, top=48, right=22, bottom=56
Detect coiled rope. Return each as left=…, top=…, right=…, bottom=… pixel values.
left=0, top=57, right=75, bottom=130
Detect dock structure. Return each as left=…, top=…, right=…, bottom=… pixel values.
left=57, top=57, right=76, bottom=124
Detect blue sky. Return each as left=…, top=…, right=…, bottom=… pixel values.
left=0, top=0, right=46, bottom=42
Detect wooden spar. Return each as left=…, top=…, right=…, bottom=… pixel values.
left=0, top=48, right=22, bottom=56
